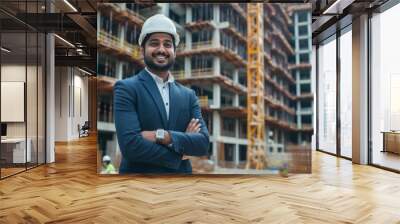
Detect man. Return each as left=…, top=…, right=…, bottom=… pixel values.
left=101, top=155, right=116, bottom=174
left=114, top=14, right=210, bottom=174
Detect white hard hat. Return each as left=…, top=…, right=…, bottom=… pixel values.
left=138, top=14, right=180, bottom=47
left=102, top=155, right=111, bottom=162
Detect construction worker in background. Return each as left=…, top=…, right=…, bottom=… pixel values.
left=101, top=155, right=116, bottom=174
left=114, top=14, right=210, bottom=173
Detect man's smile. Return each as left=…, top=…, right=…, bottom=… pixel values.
left=154, top=54, right=168, bottom=63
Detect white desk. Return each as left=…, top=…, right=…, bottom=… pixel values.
left=1, top=138, right=31, bottom=163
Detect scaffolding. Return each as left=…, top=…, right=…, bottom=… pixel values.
left=246, top=3, right=266, bottom=170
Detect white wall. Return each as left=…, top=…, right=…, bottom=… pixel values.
left=1, top=65, right=26, bottom=140
left=55, top=66, right=68, bottom=141
left=1, top=65, right=40, bottom=137
left=54, top=67, right=89, bottom=141
left=73, top=70, right=89, bottom=138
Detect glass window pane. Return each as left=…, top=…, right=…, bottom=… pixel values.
left=300, top=70, right=310, bottom=80
left=239, top=145, right=247, bottom=161
left=38, top=33, right=45, bottom=165
left=27, top=31, right=38, bottom=168
left=300, top=83, right=311, bottom=93
left=318, top=36, right=337, bottom=154
left=340, top=29, right=352, bottom=158
left=300, top=53, right=309, bottom=63
left=298, top=12, right=308, bottom=22
left=371, top=3, right=400, bottom=171
left=0, top=0, right=46, bottom=178
left=299, top=25, right=308, bottom=36
left=1, top=31, right=27, bottom=177
left=299, top=39, right=309, bottom=50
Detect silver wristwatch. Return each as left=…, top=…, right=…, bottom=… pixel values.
left=155, top=129, right=165, bottom=143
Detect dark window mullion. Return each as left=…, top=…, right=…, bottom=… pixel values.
left=0, top=24, right=2, bottom=179
left=36, top=5, right=39, bottom=167
left=316, top=44, right=319, bottom=151
left=367, top=11, right=373, bottom=165
left=336, top=29, right=341, bottom=157
left=25, top=0, right=28, bottom=171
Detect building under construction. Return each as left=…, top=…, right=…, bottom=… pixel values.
left=97, top=3, right=312, bottom=172
left=287, top=4, right=314, bottom=145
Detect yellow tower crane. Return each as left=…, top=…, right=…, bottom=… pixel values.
left=246, top=3, right=267, bottom=170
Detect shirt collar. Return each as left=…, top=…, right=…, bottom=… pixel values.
left=145, top=67, right=174, bottom=85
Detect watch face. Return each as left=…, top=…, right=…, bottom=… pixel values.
left=156, top=129, right=165, bottom=139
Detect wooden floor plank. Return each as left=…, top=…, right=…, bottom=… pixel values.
left=0, top=135, right=399, bottom=223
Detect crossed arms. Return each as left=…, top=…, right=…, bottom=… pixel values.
left=114, top=81, right=210, bottom=170
left=141, top=118, right=203, bottom=160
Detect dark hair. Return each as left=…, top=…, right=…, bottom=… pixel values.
left=141, top=33, right=176, bottom=49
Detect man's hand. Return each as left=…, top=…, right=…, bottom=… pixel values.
left=181, top=118, right=202, bottom=160
left=186, top=118, right=201, bottom=133
left=141, top=131, right=156, bottom=142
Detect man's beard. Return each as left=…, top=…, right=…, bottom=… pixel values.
left=144, top=52, right=175, bottom=72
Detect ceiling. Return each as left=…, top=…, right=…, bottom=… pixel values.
left=0, top=0, right=97, bottom=72
left=307, top=0, right=391, bottom=42
left=1, top=0, right=397, bottom=70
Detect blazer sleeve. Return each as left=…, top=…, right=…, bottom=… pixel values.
left=168, top=90, right=210, bottom=156
left=114, top=80, right=183, bottom=169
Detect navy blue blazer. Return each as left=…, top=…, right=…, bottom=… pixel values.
left=113, top=69, right=210, bottom=174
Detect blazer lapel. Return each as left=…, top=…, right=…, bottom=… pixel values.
left=139, top=70, right=168, bottom=128
left=167, top=82, right=180, bottom=130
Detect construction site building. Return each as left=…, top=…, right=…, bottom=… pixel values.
left=287, top=4, right=314, bottom=145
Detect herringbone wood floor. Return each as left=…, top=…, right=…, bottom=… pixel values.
left=1, top=135, right=400, bottom=224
